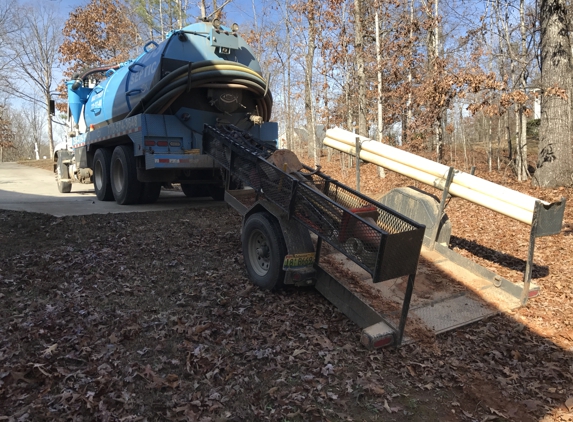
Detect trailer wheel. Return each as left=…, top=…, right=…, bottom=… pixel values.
left=242, top=212, right=287, bottom=290
left=110, top=145, right=143, bottom=205
left=140, top=182, right=161, bottom=204
left=55, top=154, right=72, bottom=193
left=93, top=148, right=114, bottom=201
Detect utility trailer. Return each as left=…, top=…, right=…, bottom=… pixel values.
left=202, top=124, right=521, bottom=348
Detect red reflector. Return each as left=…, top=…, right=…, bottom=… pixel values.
left=144, top=140, right=155, bottom=146
left=373, top=335, right=394, bottom=348
left=529, top=289, right=539, bottom=298
left=157, top=141, right=168, bottom=146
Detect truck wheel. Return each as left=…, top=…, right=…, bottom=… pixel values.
left=110, top=145, right=143, bottom=205
left=56, top=154, right=72, bottom=193
left=140, top=182, right=161, bottom=204
left=93, top=148, right=114, bottom=201
left=242, top=212, right=287, bottom=290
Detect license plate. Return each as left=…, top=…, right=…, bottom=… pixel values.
left=283, top=252, right=315, bottom=270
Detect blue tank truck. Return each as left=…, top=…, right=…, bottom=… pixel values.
left=54, top=19, right=427, bottom=349
left=54, top=19, right=276, bottom=204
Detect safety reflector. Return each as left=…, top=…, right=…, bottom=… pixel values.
left=361, top=321, right=395, bottom=349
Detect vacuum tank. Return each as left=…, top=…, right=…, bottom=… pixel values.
left=67, top=21, right=273, bottom=134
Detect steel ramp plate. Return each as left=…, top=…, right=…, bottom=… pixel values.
left=410, top=294, right=497, bottom=334
left=319, top=244, right=524, bottom=347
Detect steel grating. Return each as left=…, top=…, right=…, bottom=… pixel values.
left=410, top=295, right=497, bottom=334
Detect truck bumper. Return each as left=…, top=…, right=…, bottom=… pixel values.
left=145, top=153, right=215, bottom=169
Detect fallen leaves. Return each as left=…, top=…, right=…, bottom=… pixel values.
left=1, top=159, right=573, bottom=421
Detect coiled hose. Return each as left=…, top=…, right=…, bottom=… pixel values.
left=126, top=60, right=272, bottom=121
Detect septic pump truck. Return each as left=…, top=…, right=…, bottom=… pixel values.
left=54, top=20, right=278, bottom=205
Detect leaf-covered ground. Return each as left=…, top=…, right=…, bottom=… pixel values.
left=1, top=154, right=572, bottom=421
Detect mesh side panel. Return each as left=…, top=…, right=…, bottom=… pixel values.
left=203, top=124, right=424, bottom=282
left=313, top=174, right=419, bottom=236
left=233, top=155, right=258, bottom=189
left=293, top=184, right=383, bottom=272
left=258, top=160, right=293, bottom=209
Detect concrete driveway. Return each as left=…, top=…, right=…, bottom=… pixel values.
left=0, top=162, right=225, bottom=217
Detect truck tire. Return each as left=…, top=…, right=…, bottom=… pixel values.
left=110, top=145, right=143, bottom=205
left=242, top=212, right=287, bottom=290
left=56, top=154, right=72, bottom=193
left=93, top=148, right=114, bottom=201
left=140, top=182, right=161, bottom=204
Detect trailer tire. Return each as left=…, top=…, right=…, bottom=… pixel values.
left=110, top=145, right=143, bottom=205
left=93, top=148, right=114, bottom=201
left=56, top=154, right=72, bottom=193
left=242, top=212, right=287, bottom=291
left=140, top=182, right=161, bottom=204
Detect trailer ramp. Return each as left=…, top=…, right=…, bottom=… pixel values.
left=321, top=245, right=520, bottom=347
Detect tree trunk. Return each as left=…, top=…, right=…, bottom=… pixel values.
left=488, top=115, right=492, bottom=172
left=375, top=8, right=385, bottom=178
left=354, top=0, right=367, bottom=137
left=403, top=0, right=414, bottom=146
left=506, top=113, right=512, bottom=161
left=516, top=0, right=529, bottom=181
left=304, top=5, right=318, bottom=165
left=536, top=0, right=573, bottom=187
left=46, top=92, right=54, bottom=157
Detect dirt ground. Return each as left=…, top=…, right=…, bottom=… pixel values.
left=1, top=154, right=572, bottom=421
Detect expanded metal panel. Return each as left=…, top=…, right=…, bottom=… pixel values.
left=411, top=295, right=496, bottom=334
left=203, top=124, right=425, bottom=283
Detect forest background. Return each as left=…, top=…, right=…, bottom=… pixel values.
left=0, top=0, right=572, bottom=188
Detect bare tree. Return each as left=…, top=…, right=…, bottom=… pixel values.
left=7, top=3, right=61, bottom=158
left=0, top=0, right=21, bottom=95
left=0, top=105, right=14, bottom=162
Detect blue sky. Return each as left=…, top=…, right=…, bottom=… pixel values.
left=52, top=0, right=259, bottom=26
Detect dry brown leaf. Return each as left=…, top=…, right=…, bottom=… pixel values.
left=407, top=365, right=416, bottom=376
left=41, top=343, right=58, bottom=357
